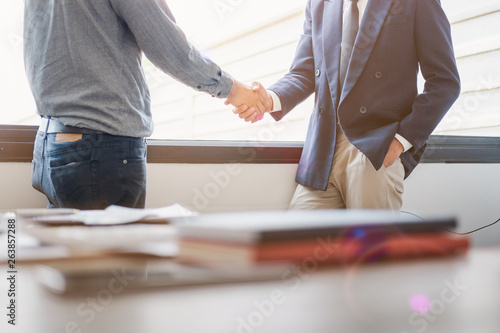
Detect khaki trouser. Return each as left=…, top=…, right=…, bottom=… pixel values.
left=289, top=128, right=404, bottom=210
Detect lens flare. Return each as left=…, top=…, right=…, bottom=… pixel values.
left=409, top=294, right=432, bottom=313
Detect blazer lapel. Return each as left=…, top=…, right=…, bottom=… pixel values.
left=322, top=0, right=344, bottom=105
left=340, top=0, right=393, bottom=103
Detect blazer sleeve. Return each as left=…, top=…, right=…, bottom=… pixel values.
left=397, top=0, right=461, bottom=150
left=268, top=0, right=316, bottom=121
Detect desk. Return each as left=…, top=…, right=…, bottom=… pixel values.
left=1, top=247, right=499, bottom=333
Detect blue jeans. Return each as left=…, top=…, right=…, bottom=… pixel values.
left=32, top=131, right=147, bottom=209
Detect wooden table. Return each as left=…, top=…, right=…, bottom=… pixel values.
left=1, top=247, right=499, bottom=333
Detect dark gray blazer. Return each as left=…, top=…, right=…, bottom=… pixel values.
left=269, top=0, right=461, bottom=190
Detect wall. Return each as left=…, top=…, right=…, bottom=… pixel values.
left=1, top=162, right=499, bottom=247
left=402, top=164, right=500, bottom=248
left=0, top=163, right=46, bottom=209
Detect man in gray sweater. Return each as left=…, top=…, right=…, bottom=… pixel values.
left=24, top=0, right=263, bottom=209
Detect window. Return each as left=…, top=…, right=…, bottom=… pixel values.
left=0, top=1, right=37, bottom=126
left=145, top=0, right=311, bottom=141
left=1, top=0, right=499, bottom=141
left=435, top=0, right=500, bottom=137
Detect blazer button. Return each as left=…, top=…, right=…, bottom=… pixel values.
left=360, top=107, right=367, bottom=114
left=315, top=69, right=321, bottom=77
left=318, top=108, right=325, bottom=115
left=375, top=72, right=383, bottom=79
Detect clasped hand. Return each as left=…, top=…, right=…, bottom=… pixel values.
left=225, top=81, right=273, bottom=123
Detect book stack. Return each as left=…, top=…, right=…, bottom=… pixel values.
left=174, top=210, right=469, bottom=265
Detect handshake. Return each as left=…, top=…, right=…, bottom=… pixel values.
left=224, top=80, right=273, bottom=123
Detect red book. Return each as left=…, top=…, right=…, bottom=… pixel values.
left=175, top=210, right=468, bottom=265
left=178, top=232, right=469, bottom=265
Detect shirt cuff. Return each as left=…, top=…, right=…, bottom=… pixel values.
left=213, top=70, right=234, bottom=99
left=395, top=134, right=413, bottom=152
left=268, top=90, right=282, bottom=112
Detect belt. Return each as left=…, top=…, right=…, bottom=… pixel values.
left=39, top=117, right=95, bottom=134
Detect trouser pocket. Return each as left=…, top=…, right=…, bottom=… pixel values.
left=48, top=160, right=94, bottom=209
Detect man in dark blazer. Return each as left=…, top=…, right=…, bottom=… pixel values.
left=235, top=0, right=460, bottom=210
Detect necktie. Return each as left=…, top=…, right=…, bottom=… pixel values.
left=339, top=0, right=359, bottom=91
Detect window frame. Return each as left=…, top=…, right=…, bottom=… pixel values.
left=1, top=125, right=499, bottom=164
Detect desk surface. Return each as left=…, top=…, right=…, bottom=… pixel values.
left=1, top=247, right=500, bottom=333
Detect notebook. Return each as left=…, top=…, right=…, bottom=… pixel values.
left=173, top=210, right=457, bottom=244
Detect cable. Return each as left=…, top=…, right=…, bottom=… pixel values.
left=400, top=211, right=500, bottom=235
left=443, top=218, right=500, bottom=235
left=400, top=210, right=425, bottom=221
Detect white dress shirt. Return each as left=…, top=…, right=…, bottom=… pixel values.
left=350, top=0, right=368, bottom=25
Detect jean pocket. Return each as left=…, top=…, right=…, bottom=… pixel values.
left=48, top=160, right=94, bottom=209
left=130, top=140, right=147, bottom=159
left=118, top=158, right=147, bottom=193
left=47, top=136, right=94, bottom=168
left=49, top=148, right=93, bottom=168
